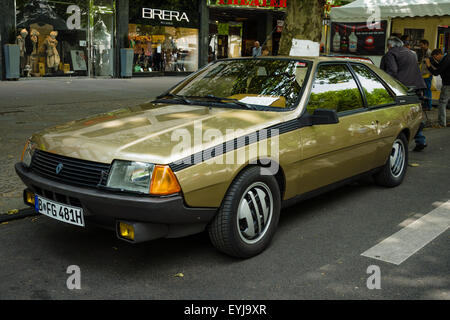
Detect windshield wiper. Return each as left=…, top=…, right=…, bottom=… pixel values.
left=153, top=93, right=194, bottom=105
left=191, top=94, right=256, bottom=110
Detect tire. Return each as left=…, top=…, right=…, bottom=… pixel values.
left=208, top=166, right=281, bottom=258
left=374, top=133, right=408, bottom=187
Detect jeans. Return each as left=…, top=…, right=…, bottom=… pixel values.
left=423, top=76, right=432, bottom=110
left=414, top=121, right=426, bottom=146
left=438, top=85, right=450, bottom=126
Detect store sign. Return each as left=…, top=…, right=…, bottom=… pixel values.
left=142, top=8, right=190, bottom=23
left=208, top=0, right=287, bottom=10
left=129, top=2, right=198, bottom=28
left=330, top=21, right=387, bottom=56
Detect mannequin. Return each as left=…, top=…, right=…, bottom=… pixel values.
left=29, top=29, right=40, bottom=75
left=44, top=31, right=60, bottom=73
left=16, top=29, right=29, bottom=76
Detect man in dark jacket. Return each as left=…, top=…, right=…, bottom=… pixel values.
left=381, top=37, right=428, bottom=151
left=381, top=37, right=426, bottom=90
left=425, top=49, right=449, bottom=127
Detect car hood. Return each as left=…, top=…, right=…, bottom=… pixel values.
left=31, top=102, right=287, bottom=164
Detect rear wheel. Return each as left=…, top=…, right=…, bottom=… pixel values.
left=208, top=166, right=281, bottom=258
left=374, top=133, right=408, bottom=187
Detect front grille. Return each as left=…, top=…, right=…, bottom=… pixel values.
left=30, top=150, right=110, bottom=188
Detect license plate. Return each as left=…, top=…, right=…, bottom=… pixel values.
left=35, top=195, right=85, bottom=227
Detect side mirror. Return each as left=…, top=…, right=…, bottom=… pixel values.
left=311, top=108, right=339, bottom=125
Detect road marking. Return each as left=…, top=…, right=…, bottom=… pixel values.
left=361, top=201, right=450, bottom=265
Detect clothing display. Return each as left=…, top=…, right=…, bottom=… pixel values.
left=16, top=29, right=29, bottom=76
left=29, top=29, right=40, bottom=75
left=44, top=31, right=60, bottom=72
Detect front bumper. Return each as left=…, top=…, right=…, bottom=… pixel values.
left=15, top=163, right=217, bottom=237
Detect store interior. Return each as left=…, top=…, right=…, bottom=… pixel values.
left=207, top=7, right=285, bottom=61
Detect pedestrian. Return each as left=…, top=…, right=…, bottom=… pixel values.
left=425, top=49, right=450, bottom=128
left=418, top=40, right=433, bottom=111
left=261, top=46, right=270, bottom=56
left=381, top=36, right=428, bottom=151
left=252, top=41, right=262, bottom=57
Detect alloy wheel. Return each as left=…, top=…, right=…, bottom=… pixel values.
left=237, top=182, right=273, bottom=245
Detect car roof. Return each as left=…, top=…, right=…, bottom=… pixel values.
left=274, top=55, right=374, bottom=64
left=230, top=55, right=374, bottom=65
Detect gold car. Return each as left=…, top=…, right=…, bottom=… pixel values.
left=16, top=57, right=422, bottom=258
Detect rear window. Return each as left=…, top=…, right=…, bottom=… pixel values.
left=367, top=65, right=408, bottom=96
left=351, top=64, right=395, bottom=107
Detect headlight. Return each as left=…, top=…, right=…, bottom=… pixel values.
left=21, top=140, right=36, bottom=167
left=107, top=161, right=181, bottom=195
left=107, top=160, right=155, bottom=194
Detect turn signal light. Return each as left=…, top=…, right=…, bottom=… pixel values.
left=118, top=222, right=135, bottom=241
left=20, top=140, right=29, bottom=162
left=150, top=165, right=181, bottom=195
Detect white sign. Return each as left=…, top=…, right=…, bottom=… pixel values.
left=142, top=8, right=189, bottom=23
left=66, top=5, right=81, bottom=30
left=239, top=96, right=279, bottom=106
left=289, top=39, right=320, bottom=57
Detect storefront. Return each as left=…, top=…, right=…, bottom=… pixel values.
left=9, top=0, right=116, bottom=78
left=128, top=0, right=200, bottom=75
left=391, top=17, right=450, bottom=56
left=1, top=0, right=290, bottom=80
left=206, top=1, right=286, bottom=60
left=330, top=0, right=450, bottom=67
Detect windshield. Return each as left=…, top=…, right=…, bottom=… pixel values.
left=166, top=58, right=311, bottom=110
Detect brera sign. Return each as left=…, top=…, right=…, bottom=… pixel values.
left=142, top=8, right=190, bottom=23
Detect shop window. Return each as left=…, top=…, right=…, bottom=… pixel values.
left=15, top=0, right=90, bottom=77
left=129, top=24, right=198, bottom=73
left=15, top=0, right=115, bottom=78
left=403, top=28, right=425, bottom=52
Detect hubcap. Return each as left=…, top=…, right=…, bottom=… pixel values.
left=237, top=182, right=273, bottom=244
left=390, top=139, right=405, bottom=178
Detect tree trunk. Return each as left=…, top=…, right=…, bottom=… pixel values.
left=278, top=0, right=326, bottom=55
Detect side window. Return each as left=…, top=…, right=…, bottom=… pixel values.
left=307, top=64, right=364, bottom=114
left=351, top=64, right=396, bottom=106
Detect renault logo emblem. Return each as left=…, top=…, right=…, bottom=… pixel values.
left=55, top=163, right=64, bottom=174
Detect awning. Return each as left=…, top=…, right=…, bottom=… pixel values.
left=330, top=0, right=450, bottom=22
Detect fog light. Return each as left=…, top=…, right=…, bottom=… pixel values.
left=118, top=222, right=135, bottom=241
left=24, top=190, right=35, bottom=206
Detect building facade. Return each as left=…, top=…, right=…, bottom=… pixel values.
left=0, top=0, right=286, bottom=80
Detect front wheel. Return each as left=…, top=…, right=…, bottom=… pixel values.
left=374, top=133, right=408, bottom=187
left=207, top=166, right=281, bottom=258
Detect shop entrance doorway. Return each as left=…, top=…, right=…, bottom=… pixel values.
left=89, top=0, right=115, bottom=77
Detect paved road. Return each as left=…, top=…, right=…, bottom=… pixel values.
left=0, top=127, right=448, bottom=300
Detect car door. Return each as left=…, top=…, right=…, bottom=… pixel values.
left=296, top=62, right=381, bottom=195
left=349, top=63, right=403, bottom=167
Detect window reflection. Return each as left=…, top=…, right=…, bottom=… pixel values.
left=174, top=59, right=308, bottom=109
left=307, top=64, right=364, bottom=114
left=351, top=64, right=395, bottom=107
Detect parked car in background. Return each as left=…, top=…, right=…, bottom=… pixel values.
left=16, top=56, right=422, bottom=258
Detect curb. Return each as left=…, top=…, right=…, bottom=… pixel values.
left=0, top=208, right=39, bottom=223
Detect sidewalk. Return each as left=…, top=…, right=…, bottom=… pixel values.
left=0, top=77, right=449, bottom=214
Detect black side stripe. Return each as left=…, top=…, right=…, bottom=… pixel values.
left=168, top=97, right=418, bottom=172
left=169, top=117, right=310, bottom=172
